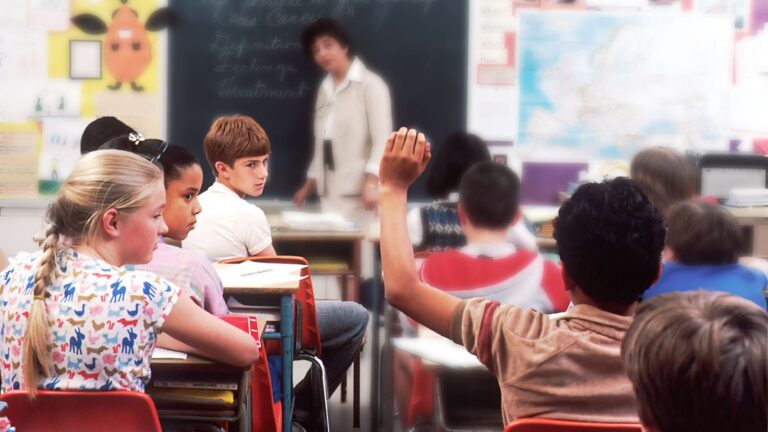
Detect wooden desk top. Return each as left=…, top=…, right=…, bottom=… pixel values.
left=214, top=263, right=302, bottom=295
left=268, top=214, right=364, bottom=240
left=726, top=206, right=768, bottom=221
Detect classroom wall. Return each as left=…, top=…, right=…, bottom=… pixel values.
left=468, top=0, right=768, bottom=204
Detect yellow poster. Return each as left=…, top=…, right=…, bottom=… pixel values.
left=48, top=0, right=164, bottom=117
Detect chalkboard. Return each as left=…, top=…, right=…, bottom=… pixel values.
left=168, top=0, right=468, bottom=199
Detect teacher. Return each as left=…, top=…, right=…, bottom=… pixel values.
left=293, top=18, right=393, bottom=219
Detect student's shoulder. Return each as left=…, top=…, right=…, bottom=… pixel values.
left=121, top=268, right=179, bottom=293
left=1, top=251, right=40, bottom=289
left=235, top=200, right=268, bottom=224
left=737, top=264, right=768, bottom=288
left=461, top=297, right=552, bottom=337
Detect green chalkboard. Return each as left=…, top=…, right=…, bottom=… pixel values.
left=168, top=0, right=467, bottom=198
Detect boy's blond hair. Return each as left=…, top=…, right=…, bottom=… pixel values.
left=622, top=291, right=767, bottom=432
left=203, top=114, right=271, bottom=176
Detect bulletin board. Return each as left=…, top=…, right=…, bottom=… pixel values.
left=0, top=0, right=167, bottom=198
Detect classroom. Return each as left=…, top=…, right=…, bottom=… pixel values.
left=0, top=0, right=766, bottom=431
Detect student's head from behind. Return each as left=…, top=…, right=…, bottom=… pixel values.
left=665, top=201, right=742, bottom=265
left=622, top=291, right=767, bottom=432
left=80, top=116, right=135, bottom=154
left=458, top=162, right=520, bottom=237
left=630, top=147, right=695, bottom=216
left=554, top=178, right=665, bottom=308
left=426, top=131, right=490, bottom=200
left=25, top=150, right=165, bottom=390
left=101, top=136, right=204, bottom=241
left=301, top=18, right=354, bottom=75
left=204, top=114, right=271, bottom=198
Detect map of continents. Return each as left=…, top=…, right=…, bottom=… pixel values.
left=517, top=11, right=731, bottom=160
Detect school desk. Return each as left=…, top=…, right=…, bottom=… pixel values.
left=267, top=213, right=365, bottom=302
left=392, top=336, right=502, bottom=431
left=727, top=206, right=768, bottom=259
left=216, top=268, right=301, bottom=432
left=267, top=213, right=366, bottom=426
left=366, top=212, right=559, bottom=431
left=148, top=354, right=252, bottom=431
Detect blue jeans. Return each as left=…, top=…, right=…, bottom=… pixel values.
left=293, top=301, right=368, bottom=424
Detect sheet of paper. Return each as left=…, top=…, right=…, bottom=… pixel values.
left=30, top=79, right=83, bottom=118
left=0, top=0, right=28, bottom=27
left=392, top=337, right=483, bottom=369
left=215, top=262, right=305, bottom=289
left=281, top=211, right=357, bottom=231
left=0, top=123, right=40, bottom=198
left=27, top=0, right=70, bottom=31
left=0, top=31, right=47, bottom=81
left=151, top=348, right=188, bottom=360
left=39, top=118, right=91, bottom=185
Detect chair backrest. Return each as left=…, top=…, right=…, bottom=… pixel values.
left=0, top=390, right=162, bottom=432
left=505, top=418, right=642, bottom=432
left=218, top=255, right=322, bottom=355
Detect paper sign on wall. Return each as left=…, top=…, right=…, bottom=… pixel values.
left=39, top=118, right=90, bottom=194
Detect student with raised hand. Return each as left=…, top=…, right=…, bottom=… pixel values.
left=397, top=161, right=568, bottom=428
left=0, top=150, right=258, bottom=393
left=622, top=291, right=767, bottom=432
left=379, top=128, right=666, bottom=423
left=644, top=200, right=767, bottom=309
left=99, top=135, right=229, bottom=315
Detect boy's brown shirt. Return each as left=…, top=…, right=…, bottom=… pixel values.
left=451, top=299, right=639, bottom=424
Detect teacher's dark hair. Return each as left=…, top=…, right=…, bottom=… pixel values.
left=301, top=18, right=354, bottom=58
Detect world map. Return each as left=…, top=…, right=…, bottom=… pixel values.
left=517, top=11, right=732, bottom=160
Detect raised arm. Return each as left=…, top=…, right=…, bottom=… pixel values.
left=379, top=128, right=461, bottom=338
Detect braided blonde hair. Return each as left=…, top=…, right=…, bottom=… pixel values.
left=24, top=150, right=162, bottom=392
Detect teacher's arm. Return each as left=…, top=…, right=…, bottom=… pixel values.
left=362, top=75, right=393, bottom=210
left=294, top=91, right=324, bottom=207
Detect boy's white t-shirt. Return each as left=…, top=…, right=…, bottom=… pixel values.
left=183, top=181, right=272, bottom=261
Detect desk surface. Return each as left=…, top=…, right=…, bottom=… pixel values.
left=214, top=263, right=302, bottom=295
left=392, top=337, right=483, bottom=370
left=726, top=206, right=768, bottom=220
left=268, top=214, right=364, bottom=240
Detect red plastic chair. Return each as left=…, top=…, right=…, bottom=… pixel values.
left=504, top=418, right=642, bottom=432
left=0, top=390, right=162, bottom=432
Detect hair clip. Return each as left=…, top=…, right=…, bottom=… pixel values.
left=128, top=132, right=145, bottom=146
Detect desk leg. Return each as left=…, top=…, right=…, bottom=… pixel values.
left=281, top=294, right=294, bottom=432
left=370, top=246, right=381, bottom=431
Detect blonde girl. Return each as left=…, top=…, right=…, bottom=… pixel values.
left=0, top=150, right=258, bottom=393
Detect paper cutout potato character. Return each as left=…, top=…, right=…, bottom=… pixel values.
left=72, top=0, right=173, bottom=91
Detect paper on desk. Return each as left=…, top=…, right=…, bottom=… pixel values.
left=392, top=337, right=483, bottom=369
left=215, top=261, right=305, bottom=289
left=281, top=211, right=356, bottom=231
left=152, top=348, right=188, bottom=360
